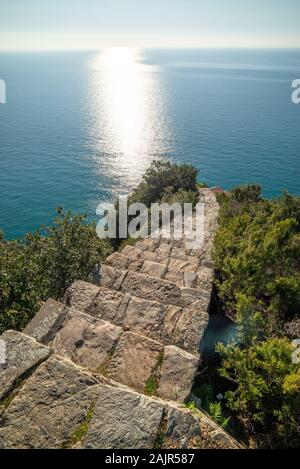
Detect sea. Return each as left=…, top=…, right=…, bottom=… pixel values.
left=0, top=48, right=299, bottom=239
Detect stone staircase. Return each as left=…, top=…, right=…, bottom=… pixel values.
left=0, top=189, right=242, bottom=449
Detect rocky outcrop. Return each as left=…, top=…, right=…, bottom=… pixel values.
left=157, top=346, right=199, bottom=402
left=84, top=385, right=165, bottom=449
left=51, top=309, right=123, bottom=372
left=0, top=355, right=102, bottom=449
left=23, top=299, right=68, bottom=344
left=0, top=189, right=243, bottom=449
left=0, top=331, right=51, bottom=402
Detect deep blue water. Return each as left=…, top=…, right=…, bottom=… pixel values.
left=0, top=49, right=299, bottom=239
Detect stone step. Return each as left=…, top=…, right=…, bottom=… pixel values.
left=83, top=384, right=240, bottom=450
left=107, top=250, right=214, bottom=289
left=0, top=330, right=51, bottom=402
left=121, top=242, right=201, bottom=265
left=121, top=238, right=211, bottom=265
left=0, top=191, right=242, bottom=450
left=22, top=300, right=200, bottom=403
left=117, top=189, right=219, bottom=262
left=0, top=351, right=105, bottom=449
left=0, top=342, right=241, bottom=449
left=64, top=280, right=209, bottom=354
left=100, top=264, right=212, bottom=309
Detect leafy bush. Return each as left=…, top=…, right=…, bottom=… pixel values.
left=160, top=187, right=198, bottom=206
left=213, top=186, right=300, bottom=447
left=0, top=209, right=111, bottom=333
left=129, top=160, right=198, bottom=207
left=213, top=185, right=300, bottom=334
left=217, top=338, right=300, bottom=448
left=112, top=160, right=200, bottom=248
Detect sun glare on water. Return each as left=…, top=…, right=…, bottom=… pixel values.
left=88, top=48, right=169, bottom=194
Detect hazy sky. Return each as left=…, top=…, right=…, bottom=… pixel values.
left=1, top=0, right=300, bottom=50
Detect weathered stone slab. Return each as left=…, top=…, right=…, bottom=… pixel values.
left=169, top=238, right=184, bottom=248
left=64, top=280, right=99, bottom=311
left=162, top=406, right=201, bottom=449
left=0, top=331, right=51, bottom=401
left=155, top=243, right=172, bottom=256
left=123, top=297, right=164, bottom=339
left=51, top=310, right=122, bottom=372
left=23, top=299, right=69, bottom=344
left=65, top=281, right=207, bottom=354
left=100, top=265, right=127, bottom=290
left=84, top=385, right=164, bottom=449
left=194, top=266, right=214, bottom=290
left=142, top=251, right=165, bottom=264
left=184, top=272, right=197, bottom=288
left=186, top=256, right=201, bottom=268
left=162, top=305, right=182, bottom=339
left=180, top=287, right=203, bottom=306
left=107, top=332, right=163, bottom=392
left=93, top=288, right=126, bottom=323
left=198, top=413, right=241, bottom=449
left=158, top=346, right=198, bottom=402
left=121, top=271, right=182, bottom=306
left=127, top=259, right=144, bottom=272
left=65, top=281, right=125, bottom=323
left=121, top=245, right=142, bottom=260
left=172, top=302, right=209, bottom=354
left=164, top=271, right=184, bottom=287
left=161, top=401, right=241, bottom=449
left=168, top=258, right=196, bottom=273
left=135, top=239, right=157, bottom=252
left=0, top=355, right=101, bottom=448
left=170, top=247, right=188, bottom=261
left=141, top=261, right=167, bottom=279
left=106, top=252, right=130, bottom=270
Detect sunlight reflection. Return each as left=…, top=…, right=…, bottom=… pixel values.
left=88, top=48, right=169, bottom=195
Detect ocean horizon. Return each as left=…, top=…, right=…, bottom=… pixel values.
left=0, top=48, right=300, bottom=239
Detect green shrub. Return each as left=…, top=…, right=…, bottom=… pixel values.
left=213, top=185, right=300, bottom=447
left=160, top=187, right=199, bottom=206
left=0, top=209, right=111, bottom=333
left=217, top=338, right=300, bottom=448
left=213, top=186, right=300, bottom=332
left=129, top=160, right=198, bottom=207
left=112, top=160, right=199, bottom=248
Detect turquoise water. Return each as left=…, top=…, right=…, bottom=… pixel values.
left=0, top=49, right=299, bottom=239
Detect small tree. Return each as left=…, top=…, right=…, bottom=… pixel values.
left=0, top=209, right=111, bottom=333
left=129, top=160, right=198, bottom=207
left=217, top=338, right=300, bottom=448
